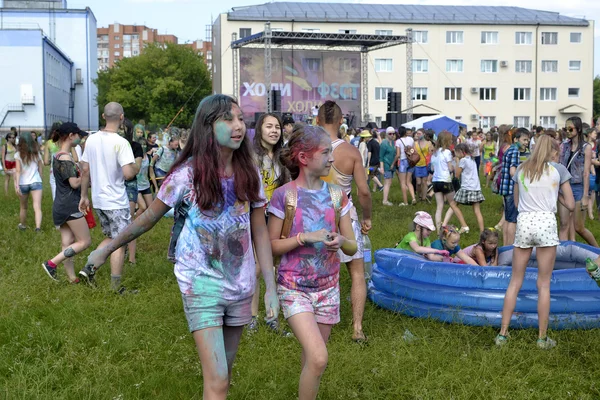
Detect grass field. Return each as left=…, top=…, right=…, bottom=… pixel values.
left=1, top=168, right=600, bottom=399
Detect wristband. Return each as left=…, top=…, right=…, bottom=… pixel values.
left=296, top=233, right=305, bottom=246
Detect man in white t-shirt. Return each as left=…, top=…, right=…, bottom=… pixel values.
left=78, top=102, right=138, bottom=291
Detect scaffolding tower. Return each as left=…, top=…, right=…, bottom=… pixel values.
left=231, top=23, right=412, bottom=126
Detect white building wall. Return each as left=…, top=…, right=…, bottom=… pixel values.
left=0, top=8, right=99, bottom=130
left=0, top=30, right=45, bottom=128
left=215, top=17, right=594, bottom=129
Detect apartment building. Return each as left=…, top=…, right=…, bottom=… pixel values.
left=212, top=2, right=594, bottom=128
left=97, top=24, right=178, bottom=70
left=184, top=39, right=213, bottom=72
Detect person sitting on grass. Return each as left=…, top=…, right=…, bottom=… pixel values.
left=395, top=211, right=449, bottom=258
left=462, top=228, right=499, bottom=266
left=428, top=225, right=478, bottom=265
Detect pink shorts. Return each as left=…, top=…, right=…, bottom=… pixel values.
left=277, top=284, right=340, bottom=325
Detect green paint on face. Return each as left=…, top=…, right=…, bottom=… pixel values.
left=215, top=121, right=232, bottom=147
left=73, top=138, right=81, bottom=145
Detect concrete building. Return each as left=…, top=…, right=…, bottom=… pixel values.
left=97, top=24, right=178, bottom=70
left=212, top=2, right=594, bottom=129
left=184, top=39, right=213, bottom=73
left=0, top=0, right=98, bottom=132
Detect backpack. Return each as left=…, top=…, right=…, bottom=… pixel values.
left=401, top=138, right=420, bottom=168
left=275, top=181, right=344, bottom=267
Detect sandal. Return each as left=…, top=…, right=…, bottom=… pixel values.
left=459, top=226, right=470, bottom=234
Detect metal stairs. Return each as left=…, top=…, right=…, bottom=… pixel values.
left=0, top=104, right=25, bottom=128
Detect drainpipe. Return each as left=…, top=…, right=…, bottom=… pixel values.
left=534, top=23, right=540, bottom=127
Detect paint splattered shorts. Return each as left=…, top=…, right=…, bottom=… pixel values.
left=181, top=293, right=253, bottom=332
left=94, top=208, right=131, bottom=239
left=277, top=284, right=340, bottom=325
left=514, top=212, right=560, bottom=249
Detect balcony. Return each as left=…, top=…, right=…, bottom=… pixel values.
left=21, top=96, right=35, bottom=105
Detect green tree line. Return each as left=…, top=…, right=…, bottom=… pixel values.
left=95, top=43, right=212, bottom=129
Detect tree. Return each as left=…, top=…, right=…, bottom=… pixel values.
left=95, top=43, right=212, bottom=129
left=594, top=75, right=600, bottom=124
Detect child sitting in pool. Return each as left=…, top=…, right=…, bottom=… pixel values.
left=462, top=228, right=499, bottom=266
left=395, top=211, right=450, bottom=258
left=429, top=225, right=478, bottom=265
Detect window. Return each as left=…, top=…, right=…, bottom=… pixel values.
left=479, top=88, right=497, bottom=101
left=239, top=28, right=251, bottom=38
left=123, top=35, right=131, bottom=41
left=513, top=88, right=531, bottom=101
left=445, top=88, right=462, bottom=101
left=302, top=58, right=321, bottom=72
left=375, top=87, right=393, bottom=101
left=446, top=59, right=463, bottom=73
left=132, top=34, right=139, bottom=40
left=540, top=116, right=556, bottom=129
left=413, top=30, right=428, bottom=43
left=541, top=60, right=558, bottom=73
left=375, top=58, right=393, bottom=72
left=133, top=50, right=139, bottom=56
left=412, top=59, right=428, bottom=73
left=412, top=87, right=428, bottom=101
left=446, top=31, right=463, bottom=44
left=569, top=60, right=581, bottom=71
left=481, top=116, right=496, bottom=129
left=100, top=35, right=109, bottom=41
left=570, top=32, right=582, bottom=43
left=481, top=31, right=498, bottom=44
left=114, top=36, right=120, bottom=41
left=123, top=50, right=131, bottom=58
left=339, top=58, right=358, bottom=72
left=515, top=60, right=532, bottom=73
left=338, top=29, right=357, bottom=34
left=541, top=32, right=558, bottom=45
left=515, top=32, right=532, bottom=45
left=114, top=51, right=120, bottom=57
left=568, top=88, right=580, bottom=98
left=375, top=30, right=392, bottom=35
left=540, top=88, right=557, bottom=101
left=114, top=44, right=120, bottom=49
left=513, top=116, right=530, bottom=128
left=480, top=60, right=498, bottom=73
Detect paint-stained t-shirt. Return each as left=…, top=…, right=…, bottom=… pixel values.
left=268, top=181, right=352, bottom=293
left=157, top=160, right=266, bottom=300
left=512, top=162, right=571, bottom=214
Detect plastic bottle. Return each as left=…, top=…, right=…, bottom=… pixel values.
left=586, top=258, right=600, bottom=287
left=363, top=234, right=372, bottom=280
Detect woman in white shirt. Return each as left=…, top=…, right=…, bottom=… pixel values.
left=496, top=134, right=574, bottom=349
left=430, top=131, right=469, bottom=233
left=14, top=132, right=43, bottom=231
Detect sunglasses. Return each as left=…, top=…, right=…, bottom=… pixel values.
left=567, top=127, right=574, bottom=132
left=7, top=136, right=15, bottom=139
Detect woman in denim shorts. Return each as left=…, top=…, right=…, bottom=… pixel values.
left=14, top=132, right=44, bottom=231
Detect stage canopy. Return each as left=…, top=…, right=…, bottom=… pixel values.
left=403, top=115, right=466, bottom=136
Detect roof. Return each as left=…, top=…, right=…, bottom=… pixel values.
left=228, top=2, right=589, bottom=26
left=559, top=104, right=587, bottom=114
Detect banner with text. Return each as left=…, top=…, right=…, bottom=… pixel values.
left=239, top=48, right=361, bottom=121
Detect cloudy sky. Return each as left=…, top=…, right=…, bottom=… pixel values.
left=82, top=0, right=599, bottom=75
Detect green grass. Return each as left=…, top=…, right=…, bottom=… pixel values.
left=1, top=169, right=600, bottom=399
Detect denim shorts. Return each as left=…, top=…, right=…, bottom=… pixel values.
left=571, top=183, right=584, bottom=202
left=278, top=284, right=340, bottom=325
left=124, top=180, right=138, bottom=203
left=181, top=293, right=253, bottom=332
left=19, top=182, right=42, bottom=194
left=503, top=194, right=519, bottom=223
left=399, top=159, right=415, bottom=174
left=414, top=166, right=428, bottom=178
left=384, top=170, right=394, bottom=179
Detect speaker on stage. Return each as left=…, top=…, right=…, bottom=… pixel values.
left=386, top=113, right=402, bottom=129
left=271, top=90, right=281, bottom=112
left=387, top=92, right=402, bottom=113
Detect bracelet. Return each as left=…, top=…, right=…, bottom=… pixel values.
left=296, top=233, right=305, bottom=246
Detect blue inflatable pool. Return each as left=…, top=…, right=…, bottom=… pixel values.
left=368, top=241, right=600, bottom=330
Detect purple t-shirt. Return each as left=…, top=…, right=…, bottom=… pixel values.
left=268, top=181, right=352, bottom=293
left=157, top=161, right=266, bottom=300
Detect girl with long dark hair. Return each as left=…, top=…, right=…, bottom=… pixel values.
left=557, top=116, right=597, bottom=246
left=82, top=94, right=278, bottom=399
left=248, top=112, right=290, bottom=334
left=14, top=132, right=43, bottom=231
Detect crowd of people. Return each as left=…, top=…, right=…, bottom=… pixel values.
left=2, top=96, right=600, bottom=399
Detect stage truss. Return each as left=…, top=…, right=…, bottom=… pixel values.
left=231, top=22, right=414, bottom=125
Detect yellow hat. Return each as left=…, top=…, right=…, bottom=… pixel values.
left=359, top=130, right=372, bottom=138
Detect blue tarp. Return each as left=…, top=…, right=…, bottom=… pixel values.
left=422, top=116, right=467, bottom=137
